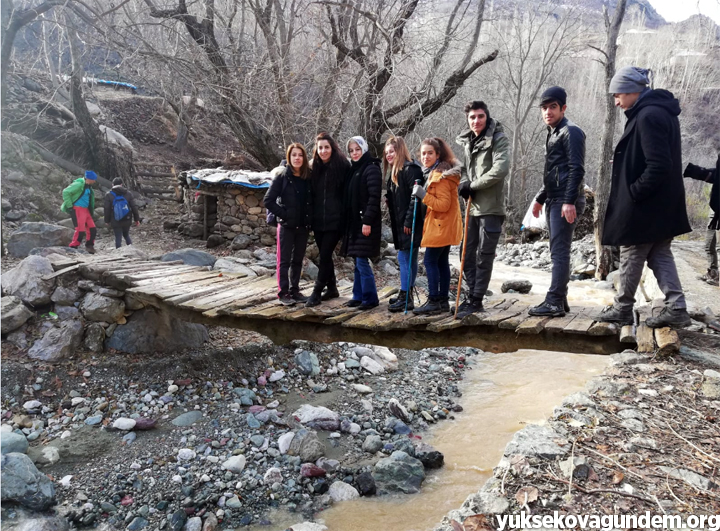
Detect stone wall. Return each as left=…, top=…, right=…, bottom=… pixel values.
left=178, top=185, right=276, bottom=249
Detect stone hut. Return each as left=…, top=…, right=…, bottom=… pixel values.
left=177, top=168, right=275, bottom=250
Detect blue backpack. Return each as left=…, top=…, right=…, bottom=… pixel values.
left=110, top=191, right=131, bottom=221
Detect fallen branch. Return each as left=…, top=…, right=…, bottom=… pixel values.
left=544, top=474, right=657, bottom=505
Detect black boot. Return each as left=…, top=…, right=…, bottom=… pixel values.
left=439, top=297, right=450, bottom=313
left=646, top=307, right=691, bottom=329
left=389, top=289, right=405, bottom=305
left=564, top=297, right=570, bottom=313
left=305, top=291, right=322, bottom=308
left=321, top=285, right=340, bottom=301
left=388, top=290, right=406, bottom=308
left=456, top=297, right=484, bottom=319
left=413, top=296, right=442, bottom=315
left=389, top=291, right=413, bottom=313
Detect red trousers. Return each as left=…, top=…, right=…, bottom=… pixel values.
left=70, top=207, right=96, bottom=247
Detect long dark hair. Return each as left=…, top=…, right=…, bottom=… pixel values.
left=311, top=132, right=348, bottom=183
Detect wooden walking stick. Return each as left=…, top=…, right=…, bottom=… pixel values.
left=454, top=197, right=472, bottom=319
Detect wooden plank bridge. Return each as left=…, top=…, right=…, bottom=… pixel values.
left=52, top=256, right=683, bottom=356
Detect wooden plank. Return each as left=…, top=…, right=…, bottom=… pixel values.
left=475, top=300, right=523, bottom=326
left=342, top=306, right=391, bottom=330
left=544, top=311, right=580, bottom=333
left=180, top=279, right=275, bottom=312
left=122, top=266, right=206, bottom=283
left=563, top=307, right=595, bottom=335
left=587, top=321, right=619, bottom=336
left=427, top=315, right=464, bottom=332
left=158, top=277, right=249, bottom=303
left=130, top=270, right=222, bottom=290
left=654, top=327, right=680, bottom=356
left=42, top=263, right=82, bottom=280
left=323, top=310, right=361, bottom=324
left=515, top=315, right=551, bottom=335
left=636, top=323, right=655, bottom=353
left=498, top=306, right=531, bottom=330
left=620, top=325, right=636, bottom=344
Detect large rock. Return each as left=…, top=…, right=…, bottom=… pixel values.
left=50, top=285, right=83, bottom=306
left=352, top=345, right=398, bottom=371
left=1, top=432, right=29, bottom=455
left=83, top=323, right=106, bottom=352
left=1, top=256, right=55, bottom=306
left=1, top=296, right=34, bottom=334
left=295, top=350, right=320, bottom=375
left=373, top=451, right=425, bottom=494
left=1, top=452, right=55, bottom=510
left=213, top=258, right=257, bottom=277
left=6, top=223, right=73, bottom=258
left=500, top=280, right=532, bottom=294
left=106, top=307, right=208, bottom=354
left=327, top=481, right=360, bottom=502
left=80, top=293, right=125, bottom=322
left=13, top=514, right=70, bottom=531
left=287, top=429, right=325, bottom=463
left=292, top=405, right=340, bottom=431
left=230, top=234, right=253, bottom=250
left=160, top=248, right=217, bottom=267
left=414, top=442, right=444, bottom=469
left=27, top=320, right=84, bottom=361
left=503, top=424, right=568, bottom=459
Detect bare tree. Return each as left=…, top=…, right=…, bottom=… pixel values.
left=491, top=6, right=583, bottom=225
left=591, top=0, right=627, bottom=280
left=324, top=0, right=498, bottom=154
left=1, top=0, right=70, bottom=103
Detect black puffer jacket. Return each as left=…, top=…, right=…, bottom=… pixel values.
left=603, top=89, right=691, bottom=246
left=534, top=116, right=586, bottom=205
left=310, top=157, right=351, bottom=232
left=341, top=152, right=382, bottom=258
left=104, top=186, right=140, bottom=228
left=684, top=154, right=720, bottom=230
left=263, top=166, right=312, bottom=229
left=386, top=160, right=425, bottom=251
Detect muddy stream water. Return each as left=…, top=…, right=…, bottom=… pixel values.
left=247, top=349, right=609, bottom=531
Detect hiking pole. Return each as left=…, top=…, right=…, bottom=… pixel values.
left=454, top=196, right=472, bottom=319
left=405, top=180, right=421, bottom=315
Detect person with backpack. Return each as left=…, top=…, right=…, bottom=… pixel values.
left=384, top=136, right=424, bottom=312
left=104, top=177, right=141, bottom=248
left=264, top=143, right=313, bottom=306
left=62, top=170, right=99, bottom=254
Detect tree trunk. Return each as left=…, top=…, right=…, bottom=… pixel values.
left=594, top=0, right=628, bottom=280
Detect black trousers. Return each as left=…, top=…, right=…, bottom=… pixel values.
left=113, top=225, right=132, bottom=248
left=277, top=225, right=309, bottom=296
left=462, top=215, right=504, bottom=300
left=313, top=229, right=341, bottom=294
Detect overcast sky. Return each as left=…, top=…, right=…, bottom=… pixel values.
left=648, top=0, right=720, bottom=24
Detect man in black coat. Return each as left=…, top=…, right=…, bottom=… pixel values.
left=598, top=66, right=692, bottom=328
left=683, top=151, right=719, bottom=286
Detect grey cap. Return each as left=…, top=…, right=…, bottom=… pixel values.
left=609, top=66, right=650, bottom=94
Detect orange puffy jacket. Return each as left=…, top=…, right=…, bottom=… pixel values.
left=420, top=161, right=463, bottom=248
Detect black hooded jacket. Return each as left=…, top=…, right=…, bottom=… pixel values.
left=602, top=89, right=691, bottom=246
left=310, top=156, right=350, bottom=232
left=263, top=165, right=313, bottom=230
left=104, top=186, right=140, bottom=228
left=386, top=160, right=425, bottom=251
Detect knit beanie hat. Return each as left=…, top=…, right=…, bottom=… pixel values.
left=85, top=170, right=98, bottom=181
left=112, top=178, right=123, bottom=186
left=539, top=86, right=567, bottom=107
left=347, top=136, right=369, bottom=155
left=609, top=66, right=651, bottom=94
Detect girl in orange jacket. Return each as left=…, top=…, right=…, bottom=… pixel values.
left=412, top=138, right=463, bottom=315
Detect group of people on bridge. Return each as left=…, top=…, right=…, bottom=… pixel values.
left=265, top=65, right=718, bottom=329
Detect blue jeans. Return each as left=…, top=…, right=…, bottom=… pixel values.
left=545, top=199, right=585, bottom=306
left=113, top=226, right=131, bottom=248
left=424, top=246, right=451, bottom=298
left=352, top=257, right=378, bottom=304
left=398, top=248, right=419, bottom=292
